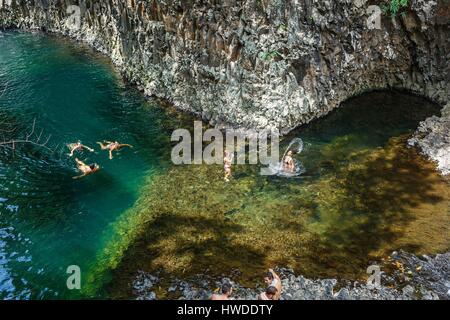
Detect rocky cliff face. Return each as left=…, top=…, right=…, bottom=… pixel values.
left=0, top=0, right=449, bottom=169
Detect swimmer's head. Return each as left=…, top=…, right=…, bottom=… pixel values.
left=221, top=282, right=233, bottom=296
left=90, top=164, right=99, bottom=171
left=264, top=272, right=274, bottom=285
left=265, top=286, right=277, bottom=299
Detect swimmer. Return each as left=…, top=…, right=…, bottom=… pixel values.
left=258, top=286, right=278, bottom=300
left=73, top=158, right=100, bottom=179
left=68, top=141, right=94, bottom=157
left=211, top=282, right=233, bottom=300
left=263, top=269, right=282, bottom=300
left=223, top=150, right=233, bottom=182
left=97, top=140, right=133, bottom=160
left=283, top=150, right=296, bottom=173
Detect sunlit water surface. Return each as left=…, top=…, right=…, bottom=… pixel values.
left=0, top=31, right=190, bottom=299
left=0, top=31, right=449, bottom=299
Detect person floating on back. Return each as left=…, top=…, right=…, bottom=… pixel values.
left=73, top=158, right=100, bottom=179
left=97, top=140, right=133, bottom=160
left=211, top=282, right=233, bottom=300
left=263, top=268, right=282, bottom=300
left=258, top=286, right=278, bottom=300
left=68, top=141, right=94, bottom=157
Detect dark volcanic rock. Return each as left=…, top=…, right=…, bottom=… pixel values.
left=132, top=251, right=450, bottom=300
left=0, top=0, right=448, bottom=132
left=0, top=0, right=448, bottom=173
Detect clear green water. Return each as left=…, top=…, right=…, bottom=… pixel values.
left=108, top=93, right=450, bottom=298
left=0, top=31, right=190, bottom=299
left=0, top=31, right=449, bottom=300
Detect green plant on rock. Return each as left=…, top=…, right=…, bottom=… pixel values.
left=381, top=0, right=409, bottom=18
left=261, top=50, right=281, bottom=61
left=277, top=23, right=288, bottom=33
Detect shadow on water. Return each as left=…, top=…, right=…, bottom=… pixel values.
left=107, top=139, right=450, bottom=298
left=105, top=92, right=450, bottom=298
left=301, top=137, right=448, bottom=277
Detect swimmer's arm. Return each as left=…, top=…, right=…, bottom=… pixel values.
left=74, top=158, right=85, bottom=166
left=119, top=144, right=133, bottom=148
left=83, top=145, right=95, bottom=152
left=72, top=173, right=87, bottom=180
left=269, top=268, right=280, bottom=281
left=69, top=146, right=79, bottom=157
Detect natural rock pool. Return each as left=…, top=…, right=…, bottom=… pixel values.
left=0, top=31, right=449, bottom=299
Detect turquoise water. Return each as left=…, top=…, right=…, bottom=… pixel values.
left=0, top=31, right=187, bottom=299
left=0, top=31, right=448, bottom=300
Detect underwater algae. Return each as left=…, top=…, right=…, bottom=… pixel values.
left=99, top=135, right=449, bottom=298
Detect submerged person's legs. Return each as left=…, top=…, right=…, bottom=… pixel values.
left=224, top=166, right=232, bottom=181
left=223, top=150, right=233, bottom=182
left=97, top=141, right=110, bottom=150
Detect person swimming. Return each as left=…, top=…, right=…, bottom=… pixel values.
left=73, top=158, right=100, bottom=179
left=282, top=150, right=296, bottom=173
left=67, top=141, right=94, bottom=157
left=223, top=150, right=233, bottom=182
left=97, top=140, right=133, bottom=160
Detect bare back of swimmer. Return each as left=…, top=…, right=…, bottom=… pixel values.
left=97, top=140, right=133, bottom=159
left=73, top=158, right=100, bottom=179
left=68, top=141, right=94, bottom=157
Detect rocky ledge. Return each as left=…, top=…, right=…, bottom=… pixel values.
left=409, top=103, right=450, bottom=176
left=132, top=250, right=450, bottom=300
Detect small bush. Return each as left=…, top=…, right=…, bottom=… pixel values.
left=381, top=0, right=409, bottom=17
left=261, top=50, right=281, bottom=61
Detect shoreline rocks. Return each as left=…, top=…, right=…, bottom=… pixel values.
left=132, top=250, right=450, bottom=300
